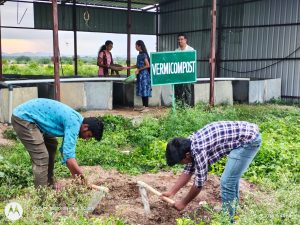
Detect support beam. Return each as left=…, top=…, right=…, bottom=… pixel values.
left=0, top=7, right=2, bottom=79
left=216, top=0, right=223, bottom=78
left=155, top=5, right=159, bottom=52
left=52, top=0, right=60, bottom=100
left=126, top=0, right=131, bottom=77
left=73, top=0, right=78, bottom=76
left=209, top=0, right=217, bottom=107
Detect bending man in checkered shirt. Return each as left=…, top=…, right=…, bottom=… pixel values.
left=163, top=121, right=261, bottom=220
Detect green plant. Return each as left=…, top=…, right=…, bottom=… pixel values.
left=3, top=128, right=17, bottom=140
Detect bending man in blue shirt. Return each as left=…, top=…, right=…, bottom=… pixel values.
left=162, top=121, right=261, bottom=221
left=11, top=98, right=104, bottom=188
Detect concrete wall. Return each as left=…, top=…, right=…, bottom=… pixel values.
left=133, top=85, right=162, bottom=107
left=0, top=87, right=38, bottom=123
left=194, top=81, right=233, bottom=105
left=161, top=85, right=173, bottom=106
left=117, top=81, right=234, bottom=107
left=85, top=82, right=112, bottom=110
left=115, top=83, right=165, bottom=107
left=39, top=82, right=113, bottom=110
left=60, top=83, right=86, bottom=109
left=233, top=78, right=281, bottom=103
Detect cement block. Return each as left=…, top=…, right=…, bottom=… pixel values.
left=60, top=83, right=86, bottom=110
left=264, top=78, right=281, bottom=101
left=194, top=81, right=233, bottom=105
left=85, top=82, right=113, bottom=110
left=249, top=80, right=264, bottom=103
left=194, top=82, right=210, bottom=104
left=161, top=85, right=173, bottom=106
left=133, top=85, right=162, bottom=107
left=0, top=87, right=38, bottom=123
left=233, top=78, right=281, bottom=103
left=215, top=81, right=233, bottom=105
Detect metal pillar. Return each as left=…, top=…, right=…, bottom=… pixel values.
left=126, top=0, right=131, bottom=77
left=209, top=0, right=217, bottom=107
left=73, top=0, right=78, bottom=76
left=216, top=0, right=223, bottom=78
left=0, top=7, right=2, bottom=79
left=52, top=0, right=60, bottom=100
left=156, top=5, right=159, bottom=52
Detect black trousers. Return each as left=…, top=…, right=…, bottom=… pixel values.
left=142, top=97, right=149, bottom=107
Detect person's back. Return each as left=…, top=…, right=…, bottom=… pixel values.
left=13, top=98, right=83, bottom=137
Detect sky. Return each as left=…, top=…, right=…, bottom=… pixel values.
left=1, top=2, right=156, bottom=57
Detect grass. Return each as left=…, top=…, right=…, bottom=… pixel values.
left=0, top=103, right=299, bottom=224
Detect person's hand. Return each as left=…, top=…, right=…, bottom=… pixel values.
left=173, top=200, right=187, bottom=211
left=161, top=191, right=174, bottom=198
left=72, top=174, right=87, bottom=186
left=135, top=69, right=139, bottom=75
left=53, top=182, right=63, bottom=192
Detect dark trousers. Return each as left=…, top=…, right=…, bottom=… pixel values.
left=142, top=97, right=149, bottom=107
left=175, top=83, right=193, bottom=106
left=11, top=115, right=58, bottom=188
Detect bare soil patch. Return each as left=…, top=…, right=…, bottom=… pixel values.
left=68, top=166, right=257, bottom=225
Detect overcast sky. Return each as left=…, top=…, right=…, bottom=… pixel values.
left=1, top=2, right=156, bottom=57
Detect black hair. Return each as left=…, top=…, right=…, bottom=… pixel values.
left=165, top=137, right=191, bottom=166
left=136, top=40, right=150, bottom=63
left=177, top=33, right=187, bottom=39
left=98, top=40, right=113, bottom=55
left=105, top=40, right=113, bottom=46
left=98, top=45, right=106, bottom=55
left=82, top=117, right=104, bottom=141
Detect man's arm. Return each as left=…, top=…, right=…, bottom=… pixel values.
left=174, top=185, right=202, bottom=210
left=66, top=158, right=83, bottom=178
left=162, top=172, right=192, bottom=197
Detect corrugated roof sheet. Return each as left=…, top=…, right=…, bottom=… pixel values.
left=35, top=0, right=161, bottom=10
left=2, top=0, right=161, bottom=9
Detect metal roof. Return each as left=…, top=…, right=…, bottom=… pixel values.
left=61, top=0, right=160, bottom=10
left=1, top=0, right=163, bottom=10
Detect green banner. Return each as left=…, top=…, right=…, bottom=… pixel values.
left=150, top=51, right=197, bottom=86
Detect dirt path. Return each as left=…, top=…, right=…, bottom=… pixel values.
left=81, top=106, right=170, bottom=119
left=78, top=166, right=257, bottom=225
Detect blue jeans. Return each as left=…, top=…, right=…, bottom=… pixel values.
left=220, top=134, right=262, bottom=220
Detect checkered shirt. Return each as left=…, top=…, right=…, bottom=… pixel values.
left=183, top=121, right=259, bottom=187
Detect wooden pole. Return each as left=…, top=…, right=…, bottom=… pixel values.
left=52, top=0, right=60, bottom=101
left=209, top=0, right=217, bottom=107
left=137, top=181, right=175, bottom=205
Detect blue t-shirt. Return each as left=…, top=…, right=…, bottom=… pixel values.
left=13, top=98, right=84, bottom=164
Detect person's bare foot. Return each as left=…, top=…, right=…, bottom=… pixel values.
left=133, top=106, right=145, bottom=111
left=140, top=107, right=150, bottom=113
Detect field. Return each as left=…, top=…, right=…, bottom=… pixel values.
left=0, top=103, right=300, bottom=224
left=2, top=56, right=132, bottom=76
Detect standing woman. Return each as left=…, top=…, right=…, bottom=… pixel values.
left=126, top=40, right=152, bottom=112
left=97, top=40, right=114, bottom=77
